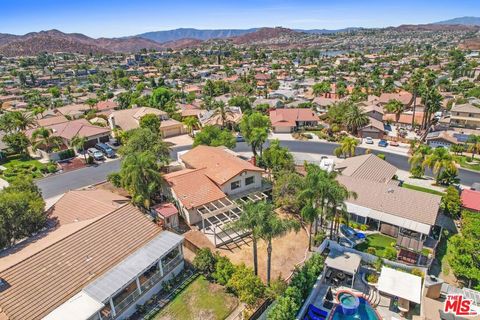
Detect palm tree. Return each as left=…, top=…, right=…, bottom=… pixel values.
left=257, top=202, right=300, bottom=285
left=334, top=137, right=359, bottom=158
left=120, top=151, right=162, bottom=208
left=423, top=147, right=457, bottom=183
left=32, top=106, right=47, bottom=120
left=300, top=203, right=318, bottom=252
left=325, top=181, right=357, bottom=240
left=466, top=135, right=480, bottom=160
left=385, top=99, right=405, bottom=123
left=408, top=71, right=423, bottom=128
left=229, top=201, right=264, bottom=276
left=211, top=100, right=234, bottom=129
left=343, top=105, right=369, bottom=135
left=182, top=116, right=199, bottom=137
left=31, top=127, right=63, bottom=153
left=71, top=135, right=87, bottom=163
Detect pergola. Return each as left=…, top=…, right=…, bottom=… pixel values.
left=197, top=191, right=268, bottom=247
left=325, top=250, right=361, bottom=288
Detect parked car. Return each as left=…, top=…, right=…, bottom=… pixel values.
left=364, top=137, right=374, bottom=144
left=95, top=142, right=115, bottom=158
left=236, top=134, right=245, bottom=142
left=87, top=148, right=105, bottom=161
left=378, top=140, right=388, bottom=147
left=389, top=141, right=399, bottom=147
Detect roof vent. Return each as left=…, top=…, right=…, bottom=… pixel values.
left=387, top=188, right=394, bottom=193
left=85, top=255, right=92, bottom=262
left=0, top=278, right=9, bottom=291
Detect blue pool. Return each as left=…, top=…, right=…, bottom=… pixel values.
left=332, top=297, right=380, bottom=320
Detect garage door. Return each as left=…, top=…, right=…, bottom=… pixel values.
left=163, top=127, right=182, bottom=138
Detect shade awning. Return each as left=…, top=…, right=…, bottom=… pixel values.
left=325, top=250, right=361, bottom=275
left=378, top=267, right=422, bottom=304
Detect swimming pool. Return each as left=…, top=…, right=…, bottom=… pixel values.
left=332, top=294, right=380, bottom=320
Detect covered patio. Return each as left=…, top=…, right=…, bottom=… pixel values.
left=324, top=250, right=361, bottom=288
left=377, top=266, right=422, bottom=316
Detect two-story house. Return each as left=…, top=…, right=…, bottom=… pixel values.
left=450, top=103, right=480, bottom=129
left=163, top=146, right=270, bottom=247
left=269, top=108, right=320, bottom=133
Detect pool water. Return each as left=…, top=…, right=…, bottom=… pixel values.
left=339, top=293, right=358, bottom=307
left=332, top=297, right=380, bottom=320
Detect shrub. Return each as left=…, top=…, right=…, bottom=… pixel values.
left=359, top=224, right=368, bottom=231
left=313, top=231, right=326, bottom=246
left=212, top=255, right=236, bottom=286
left=226, top=264, right=265, bottom=306
left=367, top=273, right=379, bottom=283
left=107, top=172, right=122, bottom=188
left=411, top=268, right=424, bottom=279
left=86, top=156, right=94, bottom=164
left=192, top=248, right=216, bottom=278
left=377, top=153, right=386, bottom=160
left=366, top=247, right=376, bottom=255
left=59, top=149, right=75, bottom=160
left=384, top=247, right=398, bottom=260
left=47, top=164, right=57, bottom=173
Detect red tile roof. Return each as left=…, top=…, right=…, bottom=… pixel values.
left=153, top=203, right=179, bottom=218
left=461, top=189, right=480, bottom=212
left=269, top=108, right=319, bottom=127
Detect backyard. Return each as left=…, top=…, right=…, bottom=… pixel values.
left=0, top=155, right=56, bottom=182
left=356, top=233, right=397, bottom=258
left=154, top=275, right=238, bottom=320
left=454, top=155, right=480, bottom=172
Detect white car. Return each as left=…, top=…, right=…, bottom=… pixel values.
left=87, top=148, right=105, bottom=161
left=364, top=137, right=374, bottom=144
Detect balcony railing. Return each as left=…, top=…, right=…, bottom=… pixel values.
left=110, top=256, right=183, bottom=318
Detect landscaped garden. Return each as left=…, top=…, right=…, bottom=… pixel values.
left=356, top=233, right=398, bottom=259
left=453, top=155, right=480, bottom=172
left=0, top=155, right=57, bottom=182
left=154, top=275, right=238, bottom=320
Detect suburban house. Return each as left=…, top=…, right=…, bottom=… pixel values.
left=199, top=106, right=243, bottom=128
left=108, top=106, right=185, bottom=138
left=0, top=189, right=185, bottom=320
left=335, top=154, right=442, bottom=264
left=269, top=108, right=320, bottom=133
left=55, top=103, right=91, bottom=119
left=163, top=146, right=270, bottom=246
left=449, top=103, right=480, bottom=129
left=25, top=118, right=111, bottom=160
left=425, top=131, right=459, bottom=148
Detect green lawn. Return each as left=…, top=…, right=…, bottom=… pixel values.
left=402, top=183, right=445, bottom=196
left=0, top=155, right=50, bottom=182
left=454, top=155, right=480, bottom=172
left=155, top=276, right=238, bottom=320
left=356, top=233, right=396, bottom=257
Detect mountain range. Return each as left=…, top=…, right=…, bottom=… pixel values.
left=0, top=17, right=479, bottom=56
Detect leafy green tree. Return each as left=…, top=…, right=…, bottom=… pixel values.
left=151, top=87, right=175, bottom=110
left=240, top=112, right=270, bottom=157
left=272, top=170, right=303, bottom=212
left=441, top=186, right=462, bottom=219
left=193, top=125, right=236, bottom=149
left=312, top=81, right=331, bottom=97
left=261, top=140, right=295, bottom=180
left=212, top=255, right=236, bottom=286
left=211, top=100, right=234, bottom=128
left=226, top=264, right=265, bottom=306
left=119, top=151, right=162, bottom=208
left=120, top=128, right=170, bottom=163
left=139, top=114, right=161, bottom=135
left=182, top=116, right=199, bottom=136
left=409, top=144, right=432, bottom=178
left=0, top=176, right=46, bottom=248
left=257, top=202, right=300, bottom=285
left=229, top=96, right=251, bottom=113
left=193, top=248, right=217, bottom=278
left=466, top=135, right=480, bottom=160
left=334, top=137, right=359, bottom=158
left=2, top=132, right=30, bottom=155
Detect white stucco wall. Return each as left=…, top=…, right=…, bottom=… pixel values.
left=220, top=171, right=262, bottom=196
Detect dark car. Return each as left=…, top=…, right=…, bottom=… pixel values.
left=236, top=134, right=245, bottom=142
left=378, top=140, right=388, bottom=147
left=95, top=143, right=115, bottom=158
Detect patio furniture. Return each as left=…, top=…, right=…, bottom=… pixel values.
left=398, top=297, right=410, bottom=315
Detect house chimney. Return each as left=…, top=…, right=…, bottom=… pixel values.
left=109, top=115, right=116, bottom=130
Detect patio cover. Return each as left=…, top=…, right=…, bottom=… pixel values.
left=378, top=267, right=422, bottom=304
left=43, top=291, right=104, bottom=320
left=325, top=250, right=361, bottom=275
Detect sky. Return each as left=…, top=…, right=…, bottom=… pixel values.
left=0, top=0, right=479, bottom=38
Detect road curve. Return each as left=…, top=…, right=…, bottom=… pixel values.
left=37, top=140, right=480, bottom=199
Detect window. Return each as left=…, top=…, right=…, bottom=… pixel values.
left=245, top=176, right=255, bottom=186
left=231, top=180, right=241, bottom=190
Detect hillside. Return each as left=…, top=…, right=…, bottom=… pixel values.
left=393, top=24, right=480, bottom=32
left=434, top=16, right=480, bottom=26
left=138, top=28, right=258, bottom=43
left=459, top=38, right=480, bottom=50
left=158, top=38, right=204, bottom=50
left=0, top=30, right=165, bottom=56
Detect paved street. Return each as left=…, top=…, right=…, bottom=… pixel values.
left=37, top=140, right=480, bottom=200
